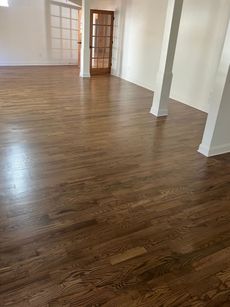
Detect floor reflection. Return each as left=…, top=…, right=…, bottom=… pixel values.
left=5, top=143, right=31, bottom=196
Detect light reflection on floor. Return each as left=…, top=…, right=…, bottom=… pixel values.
left=5, top=143, right=31, bottom=196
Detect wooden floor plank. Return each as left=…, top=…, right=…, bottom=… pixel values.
left=0, top=66, right=230, bottom=306
left=110, top=247, right=147, bottom=265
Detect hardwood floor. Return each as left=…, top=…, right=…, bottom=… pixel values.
left=0, top=66, right=230, bottom=306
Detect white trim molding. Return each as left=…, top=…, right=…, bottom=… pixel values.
left=198, top=143, right=230, bottom=157
left=0, top=63, right=78, bottom=66
left=79, top=72, right=91, bottom=78
left=150, top=107, right=168, bottom=117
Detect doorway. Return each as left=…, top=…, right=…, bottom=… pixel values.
left=90, top=10, right=114, bottom=75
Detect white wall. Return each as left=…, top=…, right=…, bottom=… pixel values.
left=0, top=0, right=80, bottom=66
left=172, top=0, right=229, bottom=112
left=120, top=0, right=167, bottom=90
left=0, top=0, right=48, bottom=65
left=0, top=0, right=122, bottom=71
left=119, top=0, right=229, bottom=113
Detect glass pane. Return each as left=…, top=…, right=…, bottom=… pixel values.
left=51, top=28, right=61, bottom=38
left=72, top=19, right=78, bottom=30
left=51, top=4, right=60, bottom=16
left=92, top=47, right=110, bottom=59
left=51, top=16, right=60, bottom=27
left=98, top=59, right=104, bottom=68
left=72, top=51, right=77, bottom=60
left=104, top=14, right=112, bottom=25
left=104, top=59, right=109, bottom=68
left=63, top=39, right=71, bottom=49
left=72, top=40, right=78, bottom=49
left=94, top=37, right=105, bottom=48
left=92, top=59, right=97, bottom=68
left=63, top=50, right=71, bottom=59
left=95, top=14, right=111, bottom=25
left=93, top=13, right=99, bottom=24
left=92, top=48, right=96, bottom=58
left=92, top=25, right=96, bottom=36
left=92, top=48, right=103, bottom=58
left=106, top=26, right=111, bottom=36
left=72, top=30, right=78, bottom=40
left=92, top=36, right=96, bottom=48
left=62, top=18, right=70, bottom=29
left=62, top=29, right=70, bottom=39
left=97, top=14, right=105, bottom=24
left=104, top=48, right=110, bottom=58
left=101, top=26, right=108, bottom=37
left=62, top=7, right=70, bottom=18
left=105, top=37, right=111, bottom=47
left=92, top=25, right=107, bottom=37
left=98, top=48, right=104, bottom=58
left=71, top=8, right=78, bottom=20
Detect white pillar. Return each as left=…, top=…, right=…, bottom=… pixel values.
left=198, top=18, right=230, bottom=157
left=150, top=0, right=184, bottom=117
left=80, top=0, right=90, bottom=78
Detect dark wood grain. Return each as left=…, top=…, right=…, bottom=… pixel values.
left=0, top=66, right=230, bottom=306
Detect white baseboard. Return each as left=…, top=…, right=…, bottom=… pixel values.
left=150, top=107, right=168, bottom=117
left=111, top=66, right=118, bottom=76
left=111, top=70, right=120, bottom=77
left=171, top=93, right=208, bottom=113
left=80, top=72, right=91, bottom=78
left=119, top=73, right=154, bottom=91
left=118, top=74, right=207, bottom=114
left=198, top=143, right=230, bottom=157
left=0, top=63, right=78, bottom=67
left=198, top=144, right=211, bottom=157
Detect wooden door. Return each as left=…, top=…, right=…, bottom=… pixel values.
left=90, top=10, right=114, bottom=75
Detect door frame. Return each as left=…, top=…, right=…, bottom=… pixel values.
left=90, top=9, right=114, bottom=75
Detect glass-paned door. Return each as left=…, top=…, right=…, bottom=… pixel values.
left=90, top=10, right=114, bottom=75
left=50, top=1, right=81, bottom=65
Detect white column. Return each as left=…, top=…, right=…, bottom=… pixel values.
left=80, top=0, right=90, bottom=78
left=199, top=16, right=230, bottom=157
left=150, top=0, right=184, bottom=117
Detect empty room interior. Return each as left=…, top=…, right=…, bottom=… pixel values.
left=1, top=0, right=230, bottom=306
